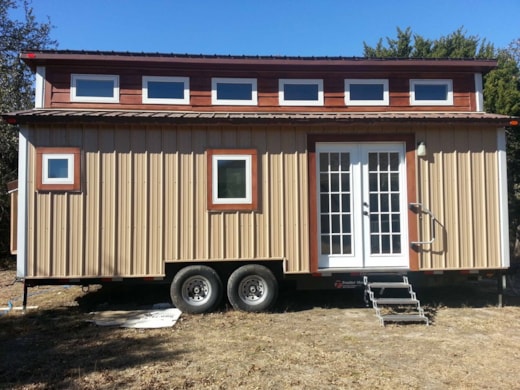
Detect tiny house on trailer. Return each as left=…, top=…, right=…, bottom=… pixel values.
left=3, top=50, right=513, bottom=314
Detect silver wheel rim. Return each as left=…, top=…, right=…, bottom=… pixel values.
left=238, top=275, right=268, bottom=305
left=182, top=275, right=212, bottom=306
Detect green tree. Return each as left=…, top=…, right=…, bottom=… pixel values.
left=364, top=27, right=520, bottom=254
left=0, top=0, right=56, bottom=255
left=486, top=42, right=520, bottom=249
left=363, top=27, right=495, bottom=58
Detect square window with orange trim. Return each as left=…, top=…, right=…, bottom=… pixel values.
left=36, top=147, right=81, bottom=192
left=207, top=149, right=258, bottom=211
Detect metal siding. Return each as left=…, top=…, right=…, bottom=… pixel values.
left=99, top=130, right=116, bottom=275
left=68, top=128, right=84, bottom=276
left=281, top=127, right=307, bottom=272
left=52, top=194, right=67, bottom=276
left=179, top=131, right=194, bottom=260
left=416, top=126, right=502, bottom=270
left=297, top=135, right=310, bottom=271
left=484, top=131, right=500, bottom=266
left=254, top=130, right=269, bottom=259
left=131, top=127, right=149, bottom=275
left=115, top=130, right=132, bottom=275
left=470, top=131, right=488, bottom=267
left=23, top=122, right=505, bottom=279
left=192, top=129, right=207, bottom=260
left=84, top=127, right=101, bottom=276
left=163, top=129, right=179, bottom=260
left=268, top=130, right=284, bottom=260
left=148, top=128, right=165, bottom=274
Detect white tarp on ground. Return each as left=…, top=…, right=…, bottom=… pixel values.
left=88, top=304, right=182, bottom=329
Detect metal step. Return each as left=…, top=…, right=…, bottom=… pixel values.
left=380, top=314, right=429, bottom=325
left=364, top=275, right=429, bottom=326
left=373, top=298, right=418, bottom=305
left=367, top=282, right=410, bottom=289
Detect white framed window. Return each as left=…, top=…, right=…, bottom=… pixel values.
left=42, top=154, right=75, bottom=185
left=142, top=76, right=190, bottom=104
left=345, top=79, right=389, bottom=106
left=71, top=74, right=119, bottom=103
left=410, top=79, right=453, bottom=106
left=36, top=147, right=81, bottom=192
left=207, top=149, right=258, bottom=211
left=211, top=78, right=257, bottom=105
left=279, top=79, right=324, bottom=106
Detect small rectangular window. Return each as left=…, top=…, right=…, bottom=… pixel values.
left=410, top=79, right=453, bottom=105
left=212, top=78, right=257, bottom=105
left=217, top=159, right=248, bottom=200
left=71, top=74, right=119, bottom=103
left=36, top=147, right=81, bottom=192
left=207, top=149, right=258, bottom=211
left=279, top=79, right=323, bottom=106
left=345, top=79, right=389, bottom=106
left=142, top=76, right=189, bottom=104
left=46, top=157, right=71, bottom=181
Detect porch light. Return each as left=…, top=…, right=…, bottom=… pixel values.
left=417, top=142, right=427, bottom=157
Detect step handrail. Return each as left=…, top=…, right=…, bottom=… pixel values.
left=409, top=202, right=438, bottom=246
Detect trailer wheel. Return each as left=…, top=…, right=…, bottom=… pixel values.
left=170, top=265, right=223, bottom=314
left=227, top=265, right=278, bottom=312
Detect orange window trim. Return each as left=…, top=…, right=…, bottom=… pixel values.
left=207, top=148, right=258, bottom=212
left=36, top=147, right=81, bottom=192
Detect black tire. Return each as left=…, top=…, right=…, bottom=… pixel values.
left=170, top=265, right=223, bottom=314
left=227, top=265, right=278, bottom=312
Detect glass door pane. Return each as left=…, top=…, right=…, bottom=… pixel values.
left=318, top=151, right=352, bottom=256
left=367, top=152, right=402, bottom=255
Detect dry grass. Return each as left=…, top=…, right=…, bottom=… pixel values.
left=1, top=258, right=520, bottom=389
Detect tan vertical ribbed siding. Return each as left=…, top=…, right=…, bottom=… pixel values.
left=484, top=130, right=500, bottom=267
left=268, top=129, right=284, bottom=260
left=163, top=129, right=179, bottom=261
left=99, top=129, right=116, bottom=275
left=24, top=122, right=504, bottom=279
left=148, top=128, right=165, bottom=274
left=68, top=127, right=84, bottom=276
left=84, top=127, right=100, bottom=276
left=25, top=123, right=313, bottom=278
left=115, top=130, right=132, bottom=275
left=131, top=128, right=148, bottom=275
left=416, top=125, right=502, bottom=270
left=193, top=129, right=208, bottom=260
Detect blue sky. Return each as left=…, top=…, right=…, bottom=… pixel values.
left=27, top=0, right=520, bottom=56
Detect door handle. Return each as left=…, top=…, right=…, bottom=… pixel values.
left=363, top=210, right=369, bottom=216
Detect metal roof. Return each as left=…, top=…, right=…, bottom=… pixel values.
left=2, top=109, right=513, bottom=125
left=19, top=50, right=498, bottom=71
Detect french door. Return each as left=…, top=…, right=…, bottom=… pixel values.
left=316, top=143, right=409, bottom=269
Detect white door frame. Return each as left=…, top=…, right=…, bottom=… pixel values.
left=316, top=142, right=409, bottom=269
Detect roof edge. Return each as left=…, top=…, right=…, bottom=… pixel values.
left=19, top=50, right=498, bottom=70
left=2, top=109, right=514, bottom=126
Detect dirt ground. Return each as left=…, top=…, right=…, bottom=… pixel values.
left=1, top=258, right=520, bottom=390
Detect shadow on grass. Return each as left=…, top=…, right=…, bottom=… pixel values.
left=274, top=286, right=368, bottom=312
left=76, top=283, right=173, bottom=312
left=76, top=277, right=520, bottom=319
left=272, top=278, right=520, bottom=327
left=2, top=277, right=519, bottom=388
left=0, top=285, right=184, bottom=389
